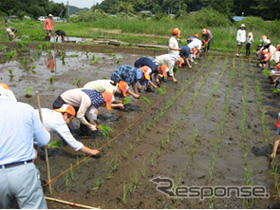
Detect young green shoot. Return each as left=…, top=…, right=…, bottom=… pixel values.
left=139, top=96, right=151, bottom=104
left=75, top=77, right=83, bottom=88
left=122, top=97, right=131, bottom=105
left=98, top=124, right=113, bottom=139
left=25, top=87, right=32, bottom=98
left=122, top=183, right=127, bottom=204
left=70, top=163, right=74, bottom=180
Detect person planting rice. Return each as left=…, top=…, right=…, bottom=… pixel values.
left=202, top=28, right=213, bottom=53
left=134, top=57, right=168, bottom=86
left=169, top=28, right=181, bottom=56
left=188, top=37, right=202, bottom=61
left=155, top=54, right=184, bottom=83
left=270, top=63, right=280, bottom=87
left=180, top=46, right=193, bottom=69
left=256, top=35, right=271, bottom=61
left=83, top=80, right=129, bottom=109
left=36, top=104, right=99, bottom=156
left=0, top=88, right=50, bottom=209
left=270, top=113, right=280, bottom=160
left=259, top=49, right=272, bottom=69
left=55, top=29, right=66, bottom=42
left=186, top=33, right=199, bottom=44
left=111, top=65, right=157, bottom=97
left=236, top=24, right=246, bottom=57
left=53, top=89, right=113, bottom=132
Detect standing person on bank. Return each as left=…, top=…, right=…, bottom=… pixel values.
left=44, top=14, right=54, bottom=41
left=169, top=28, right=181, bottom=56
left=0, top=88, right=50, bottom=208
left=246, top=32, right=254, bottom=57
left=202, top=28, right=213, bottom=53
left=236, top=24, right=246, bottom=57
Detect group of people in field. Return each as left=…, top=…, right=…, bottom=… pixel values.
left=0, top=27, right=212, bottom=208
left=235, top=24, right=280, bottom=161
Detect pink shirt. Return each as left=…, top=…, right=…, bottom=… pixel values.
left=44, top=18, right=53, bottom=31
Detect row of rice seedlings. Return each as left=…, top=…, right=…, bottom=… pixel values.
left=157, top=57, right=218, bottom=154
left=207, top=58, right=237, bottom=208
left=153, top=56, right=212, bottom=124
left=203, top=57, right=229, bottom=124
left=74, top=77, right=83, bottom=88
left=240, top=60, right=255, bottom=208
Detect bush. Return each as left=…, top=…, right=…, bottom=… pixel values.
left=182, top=8, right=232, bottom=28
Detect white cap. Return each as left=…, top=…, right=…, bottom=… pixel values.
left=48, top=14, right=53, bottom=17
left=241, top=24, right=245, bottom=27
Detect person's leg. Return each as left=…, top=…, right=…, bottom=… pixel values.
left=270, top=134, right=280, bottom=159
left=85, top=106, right=98, bottom=124
left=168, top=61, right=177, bottom=82
left=10, top=163, right=47, bottom=209
left=207, top=39, right=212, bottom=52
left=0, top=169, right=18, bottom=208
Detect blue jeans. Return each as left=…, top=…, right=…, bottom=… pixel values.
left=0, top=162, right=47, bottom=209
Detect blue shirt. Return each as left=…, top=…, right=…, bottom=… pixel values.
left=0, top=99, right=50, bottom=165
left=134, top=57, right=159, bottom=73
left=81, top=89, right=105, bottom=109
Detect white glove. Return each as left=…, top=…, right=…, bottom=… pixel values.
left=88, top=124, right=97, bottom=131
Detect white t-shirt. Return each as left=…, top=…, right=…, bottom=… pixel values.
left=188, top=38, right=202, bottom=50
left=168, top=36, right=179, bottom=56
left=36, top=108, right=83, bottom=151
left=0, top=87, right=17, bottom=102
left=84, top=80, right=118, bottom=94
left=236, top=29, right=246, bottom=43
left=155, top=54, right=179, bottom=76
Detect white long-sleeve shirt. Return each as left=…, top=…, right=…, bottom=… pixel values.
left=36, top=108, right=83, bottom=151
left=236, top=29, right=246, bottom=43
left=168, top=36, right=179, bottom=56
left=188, top=38, right=202, bottom=50
left=155, top=54, right=179, bottom=76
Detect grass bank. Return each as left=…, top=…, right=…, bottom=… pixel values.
left=1, top=9, right=280, bottom=53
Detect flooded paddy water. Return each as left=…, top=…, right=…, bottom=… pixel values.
left=0, top=43, right=280, bottom=208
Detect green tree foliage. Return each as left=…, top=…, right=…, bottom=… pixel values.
left=0, top=0, right=66, bottom=18
left=94, top=0, right=280, bottom=20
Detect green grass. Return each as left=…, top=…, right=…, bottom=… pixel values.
left=262, top=69, right=271, bottom=78
left=2, top=12, right=279, bottom=52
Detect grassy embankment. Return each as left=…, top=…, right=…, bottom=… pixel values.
left=1, top=9, right=280, bottom=53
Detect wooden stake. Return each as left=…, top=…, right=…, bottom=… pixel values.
left=36, top=90, right=53, bottom=194
left=45, top=196, right=100, bottom=209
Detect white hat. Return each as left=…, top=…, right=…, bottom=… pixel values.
left=48, top=14, right=53, bottom=17
left=241, top=24, right=245, bottom=27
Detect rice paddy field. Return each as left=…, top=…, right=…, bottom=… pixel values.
left=1, top=42, right=280, bottom=208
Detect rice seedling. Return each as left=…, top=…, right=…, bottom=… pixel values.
left=76, top=156, right=80, bottom=172
left=25, top=87, right=32, bottom=98
left=7, top=50, right=16, bottom=60
left=64, top=172, right=70, bottom=188
left=97, top=124, right=113, bottom=139
left=70, top=163, right=74, bottom=180
left=122, top=97, right=131, bottom=105
left=46, top=49, right=51, bottom=55
left=262, top=69, right=271, bottom=77
left=150, top=153, right=156, bottom=167
left=8, top=69, right=14, bottom=78
left=31, top=65, right=36, bottom=73
left=141, top=159, right=147, bottom=178
left=22, top=57, right=28, bottom=65
left=48, top=140, right=62, bottom=149
left=42, top=42, right=51, bottom=50
left=75, top=77, right=83, bottom=87
left=17, top=40, right=28, bottom=49
left=272, top=88, right=280, bottom=95
left=116, top=59, right=121, bottom=64
left=37, top=50, right=42, bottom=56
left=122, top=150, right=129, bottom=159
left=49, top=77, right=54, bottom=85
left=157, top=87, right=165, bottom=95
left=30, top=57, right=35, bottom=63
left=92, top=178, right=102, bottom=194
left=85, top=49, right=89, bottom=58
left=71, top=54, right=79, bottom=58
left=91, top=53, right=99, bottom=64
left=111, top=155, right=119, bottom=172
left=128, top=142, right=134, bottom=151
left=122, top=183, right=127, bottom=204
left=139, top=96, right=151, bottom=103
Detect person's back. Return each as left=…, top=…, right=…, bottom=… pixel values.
left=0, top=99, right=50, bottom=208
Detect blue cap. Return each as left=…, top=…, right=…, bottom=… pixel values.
left=136, top=68, right=143, bottom=80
